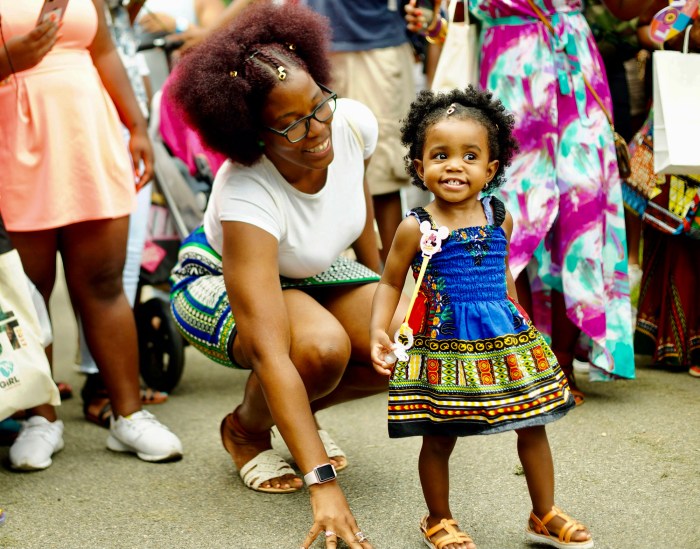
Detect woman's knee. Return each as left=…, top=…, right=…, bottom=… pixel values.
left=294, top=331, right=351, bottom=390
left=68, top=263, right=125, bottom=304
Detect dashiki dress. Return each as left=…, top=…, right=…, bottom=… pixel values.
left=389, top=197, right=574, bottom=438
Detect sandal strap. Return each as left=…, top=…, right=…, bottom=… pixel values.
left=239, top=449, right=296, bottom=490
left=423, top=518, right=473, bottom=549
left=532, top=506, right=586, bottom=543
left=317, top=429, right=346, bottom=460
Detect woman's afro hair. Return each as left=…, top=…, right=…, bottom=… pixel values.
left=167, top=3, right=332, bottom=166
left=399, top=86, right=519, bottom=192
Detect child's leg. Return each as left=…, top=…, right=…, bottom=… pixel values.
left=420, top=435, right=457, bottom=519
left=419, top=435, right=475, bottom=549
left=517, top=426, right=591, bottom=544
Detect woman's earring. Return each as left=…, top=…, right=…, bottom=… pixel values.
left=258, top=140, right=265, bottom=149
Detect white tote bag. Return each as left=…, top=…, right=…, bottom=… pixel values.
left=0, top=249, right=60, bottom=422
left=431, top=0, right=479, bottom=93
left=653, top=29, right=700, bottom=175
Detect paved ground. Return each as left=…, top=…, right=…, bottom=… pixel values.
left=1, top=276, right=699, bottom=549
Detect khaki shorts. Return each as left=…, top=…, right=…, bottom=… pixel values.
left=330, top=42, right=416, bottom=196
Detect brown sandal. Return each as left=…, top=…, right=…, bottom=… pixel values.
left=84, top=396, right=112, bottom=429
left=525, top=506, right=593, bottom=548
left=420, top=515, right=474, bottom=549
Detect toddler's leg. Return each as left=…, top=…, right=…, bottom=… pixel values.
left=419, top=435, right=456, bottom=518
left=517, top=426, right=592, bottom=545
left=419, top=436, right=475, bottom=549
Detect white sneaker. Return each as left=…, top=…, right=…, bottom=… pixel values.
left=107, top=410, right=183, bottom=462
left=9, top=416, right=64, bottom=471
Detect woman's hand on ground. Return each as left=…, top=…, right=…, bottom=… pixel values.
left=3, top=19, right=59, bottom=75
left=301, top=483, right=373, bottom=549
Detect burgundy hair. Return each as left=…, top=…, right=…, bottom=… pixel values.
left=168, top=3, right=332, bottom=166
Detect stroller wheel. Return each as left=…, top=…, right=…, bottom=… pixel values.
left=136, top=297, right=185, bottom=393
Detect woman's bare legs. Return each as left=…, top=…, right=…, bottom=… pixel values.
left=60, top=217, right=141, bottom=417
left=12, top=218, right=141, bottom=418
left=226, top=283, right=403, bottom=490
left=312, top=283, right=405, bottom=410
left=227, top=289, right=356, bottom=490
left=517, top=426, right=591, bottom=543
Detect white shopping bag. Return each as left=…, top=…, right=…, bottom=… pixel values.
left=431, top=0, right=479, bottom=93
left=0, top=249, right=60, bottom=421
left=652, top=33, right=700, bottom=175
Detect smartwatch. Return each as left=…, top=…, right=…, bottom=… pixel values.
left=303, top=463, right=337, bottom=487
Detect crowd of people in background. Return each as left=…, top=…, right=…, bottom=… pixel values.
left=1, top=0, right=698, bottom=547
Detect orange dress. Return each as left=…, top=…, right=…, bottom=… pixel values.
left=0, top=0, right=134, bottom=231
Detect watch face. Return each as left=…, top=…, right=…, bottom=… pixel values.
left=315, top=463, right=336, bottom=482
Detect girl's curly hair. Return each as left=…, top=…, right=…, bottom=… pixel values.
left=399, top=86, right=519, bottom=192
left=167, top=3, right=332, bottom=166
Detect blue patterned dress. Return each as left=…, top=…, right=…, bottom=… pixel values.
left=389, top=197, right=574, bottom=438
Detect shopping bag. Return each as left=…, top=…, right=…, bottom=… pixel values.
left=0, top=249, right=60, bottom=422
left=653, top=31, right=700, bottom=175
left=431, top=0, right=479, bottom=93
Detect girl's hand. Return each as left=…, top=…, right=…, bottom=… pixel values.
left=370, top=329, right=395, bottom=376
left=4, top=19, right=59, bottom=74
left=404, top=0, right=427, bottom=33
left=128, top=129, right=154, bottom=191
left=301, top=483, right=373, bottom=549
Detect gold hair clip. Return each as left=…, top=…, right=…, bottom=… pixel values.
left=229, top=70, right=238, bottom=78
left=277, top=66, right=287, bottom=80
left=285, top=42, right=296, bottom=51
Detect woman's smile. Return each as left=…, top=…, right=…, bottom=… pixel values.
left=304, top=137, right=331, bottom=155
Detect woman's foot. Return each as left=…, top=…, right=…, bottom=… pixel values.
left=220, top=409, right=302, bottom=492
left=527, top=507, right=593, bottom=548
left=420, top=515, right=475, bottom=549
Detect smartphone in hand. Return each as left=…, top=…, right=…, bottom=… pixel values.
left=36, top=0, right=70, bottom=25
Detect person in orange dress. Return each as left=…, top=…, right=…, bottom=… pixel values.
left=0, top=0, right=182, bottom=470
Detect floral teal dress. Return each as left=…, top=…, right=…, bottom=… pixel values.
left=389, top=197, right=574, bottom=438
left=471, top=0, right=635, bottom=381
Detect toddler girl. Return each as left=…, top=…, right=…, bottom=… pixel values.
left=370, top=87, right=592, bottom=549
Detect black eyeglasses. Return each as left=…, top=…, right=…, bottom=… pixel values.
left=265, top=83, right=337, bottom=144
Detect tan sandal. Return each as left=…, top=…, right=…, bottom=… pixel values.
left=420, top=515, right=474, bottom=549
left=525, top=506, right=593, bottom=548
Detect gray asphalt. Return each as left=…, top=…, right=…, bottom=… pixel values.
left=1, top=277, right=699, bottom=549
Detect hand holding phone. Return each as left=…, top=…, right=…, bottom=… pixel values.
left=36, top=0, right=70, bottom=26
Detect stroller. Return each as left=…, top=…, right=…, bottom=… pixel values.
left=133, top=36, right=216, bottom=393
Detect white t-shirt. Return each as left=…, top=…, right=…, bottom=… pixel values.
left=203, top=98, right=379, bottom=279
